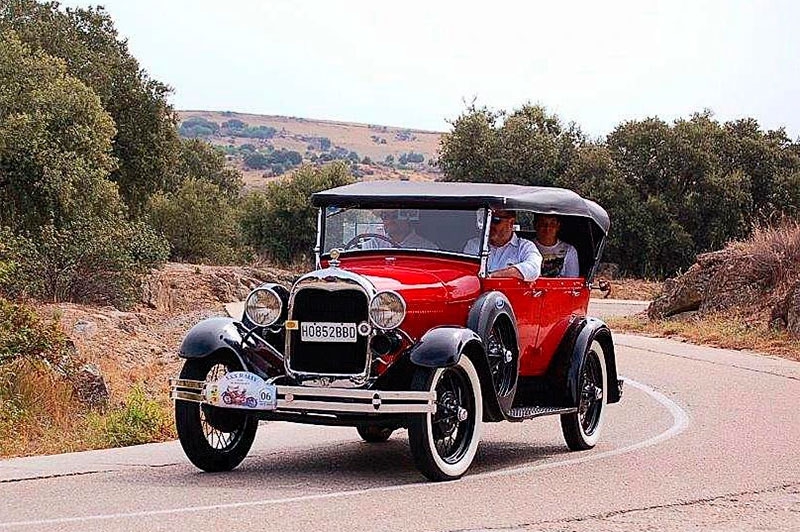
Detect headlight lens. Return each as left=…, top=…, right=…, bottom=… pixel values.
left=369, top=291, right=406, bottom=330
left=245, top=288, right=283, bottom=326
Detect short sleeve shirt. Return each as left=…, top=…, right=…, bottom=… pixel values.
left=534, top=240, right=579, bottom=277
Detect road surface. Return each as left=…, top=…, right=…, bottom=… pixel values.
left=1, top=331, right=798, bottom=531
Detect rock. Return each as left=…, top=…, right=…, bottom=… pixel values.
left=648, top=249, right=767, bottom=319
left=647, top=270, right=707, bottom=319
left=73, top=320, right=97, bottom=336
left=71, top=363, right=109, bottom=407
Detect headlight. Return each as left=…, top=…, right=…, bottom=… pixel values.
left=245, top=287, right=283, bottom=326
left=369, top=291, right=406, bottom=330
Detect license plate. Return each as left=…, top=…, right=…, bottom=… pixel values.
left=300, top=321, right=357, bottom=343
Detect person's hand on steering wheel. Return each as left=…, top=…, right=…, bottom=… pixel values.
left=343, top=233, right=400, bottom=250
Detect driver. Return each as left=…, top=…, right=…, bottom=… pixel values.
left=361, top=209, right=438, bottom=250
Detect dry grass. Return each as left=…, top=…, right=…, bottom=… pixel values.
left=731, top=218, right=800, bottom=294
left=0, top=358, right=175, bottom=458
left=608, top=312, right=800, bottom=362
left=602, top=278, right=662, bottom=301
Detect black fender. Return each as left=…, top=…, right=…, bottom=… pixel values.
left=547, top=316, right=621, bottom=407
left=179, top=317, right=248, bottom=369
left=407, top=326, right=505, bottom=422
left=408, top=326, right=482, bottom=368
left=467, top=291, right=520, bottom=417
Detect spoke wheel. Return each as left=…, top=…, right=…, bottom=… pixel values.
left=175, top=354, right=258, bottom=472
left=408, top=356, right=482, bottom=481
left=486, top=320, right=517, bottom=399
left=560, top=340, right=608, bottom=450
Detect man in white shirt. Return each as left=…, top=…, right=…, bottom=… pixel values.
left=463, top=210, right=542, bottom=281
left=533, top=215, right=579, bottom=277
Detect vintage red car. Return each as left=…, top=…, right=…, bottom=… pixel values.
left=170, top=182, right=623, bottom=481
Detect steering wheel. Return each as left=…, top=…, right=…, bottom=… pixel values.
left=344, top=233, right=400, bottom=250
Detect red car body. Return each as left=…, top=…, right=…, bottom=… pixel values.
left=170, top=182, right=622, bottom=481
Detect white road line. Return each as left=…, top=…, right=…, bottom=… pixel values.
left=0, top=378, right=689, bottom=529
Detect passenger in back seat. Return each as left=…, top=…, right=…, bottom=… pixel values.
left=533, top=215, right=579, bottom=277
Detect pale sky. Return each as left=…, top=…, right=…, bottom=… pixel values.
left=60, top=0, right=800, bottom=138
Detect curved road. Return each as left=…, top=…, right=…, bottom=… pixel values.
left=1, top=302, right=799, bottom=531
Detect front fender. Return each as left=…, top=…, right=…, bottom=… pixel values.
left=179, top=317, right=248, bottom=369
left=408, top=326, right=482, bottom=368
left=548, top=317, right=621, bottom=407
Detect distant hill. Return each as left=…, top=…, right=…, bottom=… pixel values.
left=177, top=111, right=444, bottom=189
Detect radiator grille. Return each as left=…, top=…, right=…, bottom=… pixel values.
left=288, top=287, right=369, bottom=375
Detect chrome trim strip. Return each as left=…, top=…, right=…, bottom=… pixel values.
left=170, top=390, right=204, bottom=402
left=169, top=378, right=204, bottom=389
left=277, top=400, right=435, bottom=414
left=279, top=386, right=432, bottom=401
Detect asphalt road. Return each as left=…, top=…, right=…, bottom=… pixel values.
left=2, top=310, right=799, bottom=530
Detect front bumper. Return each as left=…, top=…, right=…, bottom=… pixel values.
left=169, top=378, right=436, bottom=415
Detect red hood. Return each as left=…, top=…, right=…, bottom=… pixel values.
left=335, top=255, right=481, bottom=303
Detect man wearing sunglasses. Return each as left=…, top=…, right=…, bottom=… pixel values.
left=463, top=210, right=542, bottom=280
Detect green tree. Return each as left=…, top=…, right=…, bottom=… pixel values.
left=0, top=32, right=167, bottom=307
left=148, top=179, right=242, bottom=264
left=0, top=30, right=118, bottom=231
left=240, top=163, right=354, bottom=263
left=440, top=103, right=583, bottom=186
left=173, top=139, right=242, bottom=199
left=1, top=0, right=182, bottom=213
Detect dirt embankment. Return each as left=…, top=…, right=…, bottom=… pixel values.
left=645, top=221, right=800, bottom=346
left=49, top=263, right=298, bottom=404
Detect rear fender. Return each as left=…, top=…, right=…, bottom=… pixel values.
left=548, top=317, right=621, bottom=406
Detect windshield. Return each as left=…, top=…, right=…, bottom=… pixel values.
left=322, top=207, right=484, bottom=257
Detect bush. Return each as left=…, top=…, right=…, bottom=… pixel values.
left=240, top=163, right=354, bottom=263
left=0, top=297, right=70, bottom=366
left=0, top=220, right=168, bottom=309
left=243, top=151, right=269, bottom=170
left=87, top=386, right=171, bottom=447
left=148, top=178, right=243, bottom=264
left=179, top=117, right=220, bottom=138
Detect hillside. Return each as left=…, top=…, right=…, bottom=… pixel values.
left=177, top=111, right=444, bottom=189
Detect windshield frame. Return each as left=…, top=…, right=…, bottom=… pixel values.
left=314, top=206, right=490, bottom=269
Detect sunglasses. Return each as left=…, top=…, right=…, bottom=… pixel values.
left=490, top=215, right=513, bottom=224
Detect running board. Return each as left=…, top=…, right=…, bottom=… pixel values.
left=507, top=405, right=577, bottom=422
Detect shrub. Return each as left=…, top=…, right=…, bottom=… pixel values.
left=148, top=178, right=243, bottom=264
left=179, top=117, right=220, bottom=138
left=0, top=220, right=168, bottom=309
left=240, top=163, right=354, bottom=263
left=87, top=386, right=171, bottom=447
left=244, top=151, right=269, bottom=170
left=0, top=297, right=70, bottom=366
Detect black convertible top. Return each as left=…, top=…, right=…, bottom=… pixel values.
left=312, top=181, right=610, bottom=233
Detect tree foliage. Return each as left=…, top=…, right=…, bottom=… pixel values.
left=0, top=31, right=118, bottom=230
left=148, top=179, right=241, bottom=264
left=1, top=0, right=181, bottom=212
left=240, top=163, right=354, bottom=263
left=441, top=105, right=800, bottom=277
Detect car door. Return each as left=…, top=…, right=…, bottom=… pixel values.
left=519, top=277, right=589, bottom=376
